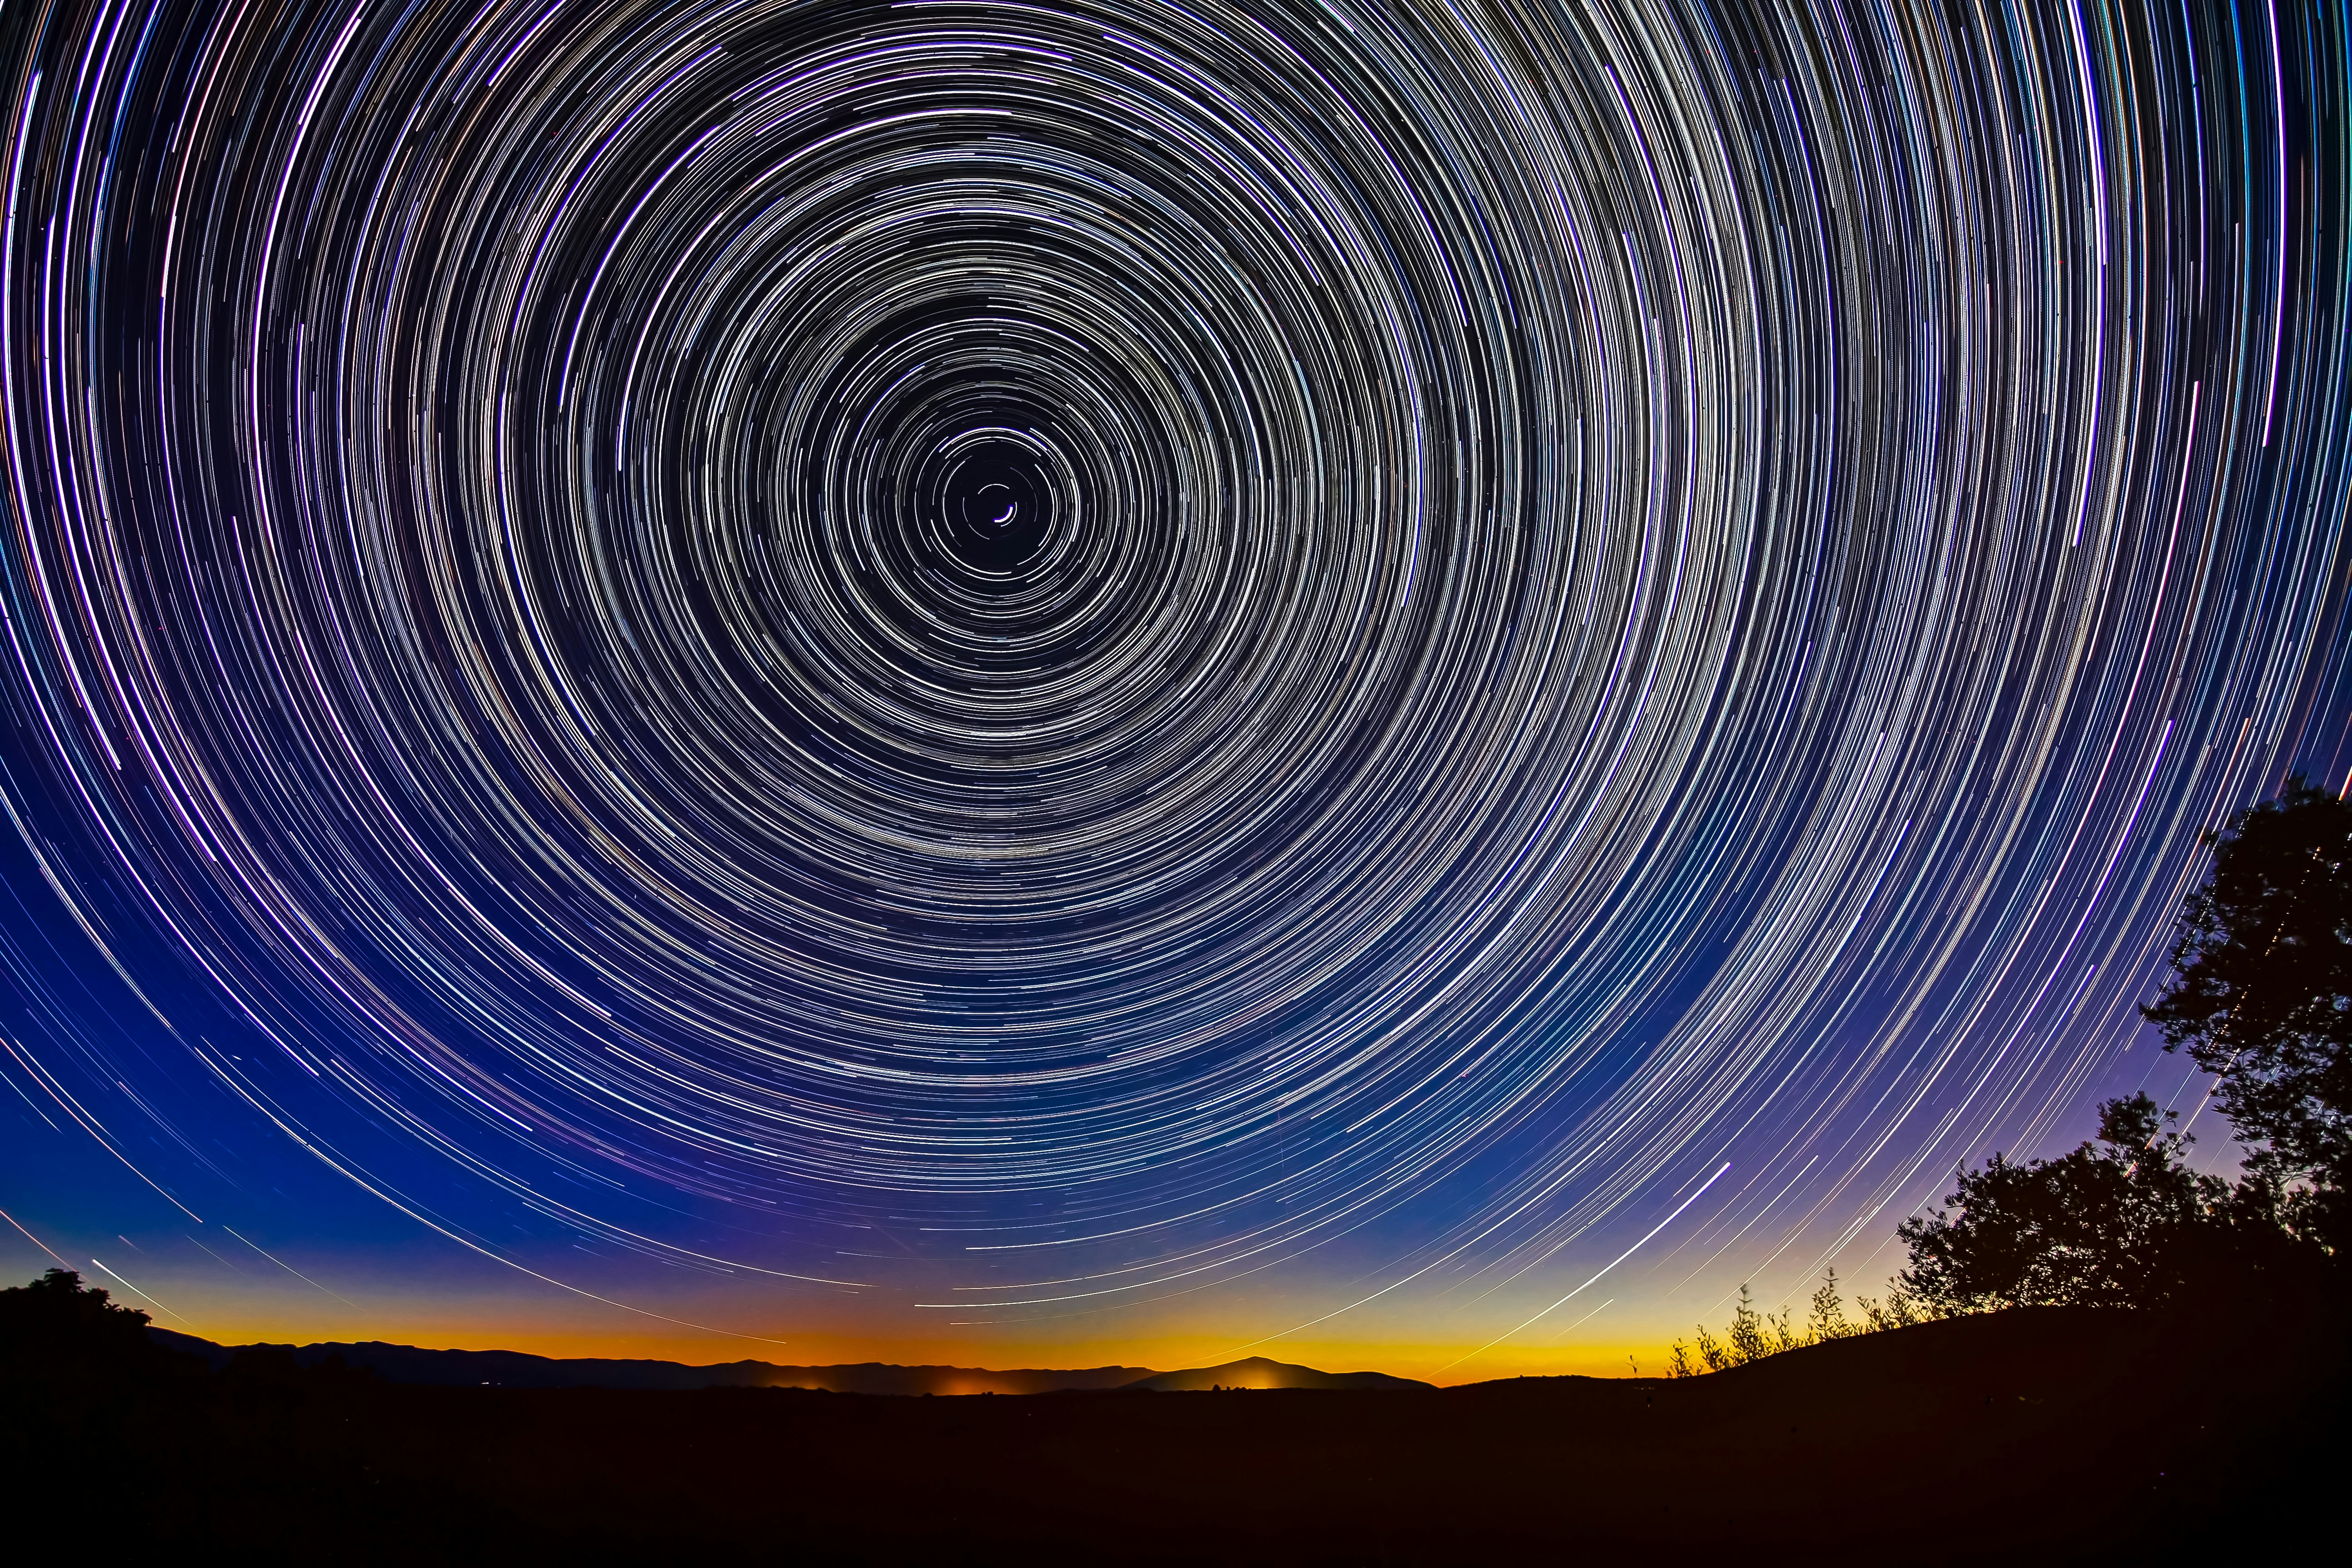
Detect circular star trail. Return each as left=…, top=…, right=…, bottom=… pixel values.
left=0, top=0, right=2346, bottom=1335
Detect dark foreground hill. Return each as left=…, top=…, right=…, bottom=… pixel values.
left=14, top=1306, right=2346, bottom=1563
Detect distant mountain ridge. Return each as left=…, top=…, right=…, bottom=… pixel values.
left=1120, top=1355, right=1432, bottom=1392
left=142, top=1328, right=1432, bottom=1395
left=146, top=1328, right=1149, bottom=1395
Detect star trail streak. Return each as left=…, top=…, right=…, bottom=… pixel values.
left=0, top=0, right=2346, bottom=1361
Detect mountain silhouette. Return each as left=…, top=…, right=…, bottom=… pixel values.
left=144, top=1327, right=1149, bottom=1395
left=1117, top=1355, right=1432, bottom=1392
left=140, top=1329, right=1434, bottom=1395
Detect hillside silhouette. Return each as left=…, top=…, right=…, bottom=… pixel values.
left=10, top=1275, right=2342, bottom=1563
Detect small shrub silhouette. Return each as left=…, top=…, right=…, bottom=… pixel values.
left=1666, top=1269, right=1922, bottom=1376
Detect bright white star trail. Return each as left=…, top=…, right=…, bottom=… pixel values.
left=0, top=0, right=2346, bottom=1364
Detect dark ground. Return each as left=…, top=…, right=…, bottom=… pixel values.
left=11, top=1305, right=2344, bottom=1563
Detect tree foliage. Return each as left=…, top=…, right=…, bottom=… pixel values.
left=1893, top=1094, right=2240, bottom=1313
left=0, top=1264, right=196, bottom=1504
left=1873, top=782, right=2348, bottom=1324
left=0, top=1267, right=156, bottom=1375
left=2141, top=777, right=2351, bottom=1245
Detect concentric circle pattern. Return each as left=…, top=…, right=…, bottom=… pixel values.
left=1, top=0, right=2347, bottom=1329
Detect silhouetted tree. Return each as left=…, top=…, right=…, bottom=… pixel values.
left=0, top=1267, right=159, bottom=1379
left=2142, top=777, right=2351, bottom=1250
left=1892, top=1094, right=2254, bottom=1313
left=0, top=1269, right=197, bottom=1530
left=1878, top=783, right=2348, bottom=1318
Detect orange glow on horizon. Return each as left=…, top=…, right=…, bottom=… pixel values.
left=157, top=1300, right=1671, bottom=1387
left=47, top=1245, right=1705, bottom=1387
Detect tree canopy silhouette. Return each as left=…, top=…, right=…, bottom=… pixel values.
left=2142, top=777, right=2351, bottom=1249
left=0, top=1267, right=157, bottom=1377
left=1893, top=1094, right=2246, bottom=1313
left=1887, top=781, right=2347, bottom=1317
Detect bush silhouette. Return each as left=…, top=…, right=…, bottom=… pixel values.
left=0, top=1267, right=166, bottom=1382
left=1670, top=1272, right=1867, bottom=1377
left=0, top=1268, right=207, bottom=1532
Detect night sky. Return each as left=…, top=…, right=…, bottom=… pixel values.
left=1, top=0, right=2347, bottom=1381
